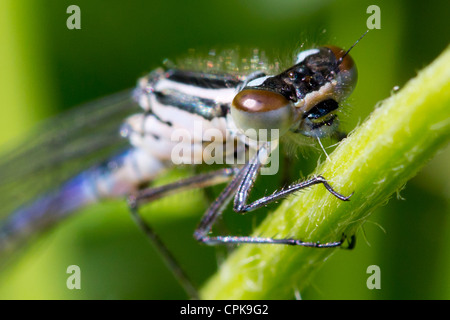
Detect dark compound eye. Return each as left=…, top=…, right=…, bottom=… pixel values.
left=325, top=45, right=358, bottom=100
left=326, top=46, right=355, bottom=73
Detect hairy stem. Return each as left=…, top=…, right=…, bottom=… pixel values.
left=200, top=46, right=450, bottom=299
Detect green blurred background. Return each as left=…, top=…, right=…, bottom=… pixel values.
left=0, top=0, right=449, bottom=299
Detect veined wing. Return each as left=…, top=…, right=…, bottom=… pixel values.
left=0, top=89, right=139, bottom=219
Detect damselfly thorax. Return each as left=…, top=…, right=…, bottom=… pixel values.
left=0, top=36, right=365, bottom=298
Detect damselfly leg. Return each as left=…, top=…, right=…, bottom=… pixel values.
left=194, top=144, right=352, bottom=246
left=129, top=144, right=353, bottom=298
left=128, top=168, right=237, bottom=299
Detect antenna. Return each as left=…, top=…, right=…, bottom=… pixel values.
left=338, top=30, right=369, bottom=65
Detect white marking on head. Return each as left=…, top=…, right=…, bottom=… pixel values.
left=246, top=76, right=270, bottom=87
left=295, top=48, right=319, bottom=64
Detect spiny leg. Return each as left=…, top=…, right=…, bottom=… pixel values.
left=194, top=144, right=353, bottom=248
left=127, top=167, right=237, bottom=299
left=193, top=166, right=235, bottom=260
left=234, top=173, right=352, bottom=213
left=128, top=207, right=199, bottom=298
left=129, top=168, right=237, bottom=206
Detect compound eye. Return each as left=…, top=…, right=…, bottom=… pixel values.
left=231, top=89, right=294, bottom=141
left=326, top=45, right=358, bottom=100
left=326, top=46, right=354, bottom=73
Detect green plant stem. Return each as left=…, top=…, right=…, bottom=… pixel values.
left=200, top=46, right=450, bottom=299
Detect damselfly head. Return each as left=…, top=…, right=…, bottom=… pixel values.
left=231, top=45, right=357, bottom=140
left=295, top=30, right=368, bottom=138
left=294, top=45, right=357, bottom=138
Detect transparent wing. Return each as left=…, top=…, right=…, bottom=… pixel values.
left=0, top=89, right=140, bottom=219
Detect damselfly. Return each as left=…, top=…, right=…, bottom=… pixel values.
left=0, top=33, right=367, bottom=298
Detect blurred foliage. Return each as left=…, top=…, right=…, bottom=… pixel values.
left=0, top=0, right=448, bottom=299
